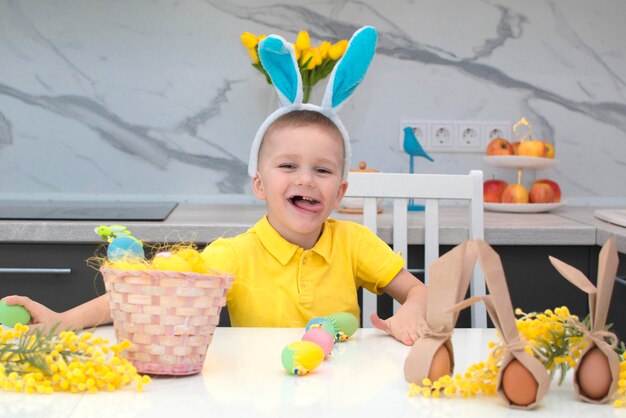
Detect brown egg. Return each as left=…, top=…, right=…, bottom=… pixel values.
left=577, top=347, right=612, bottom=399
left=501, top=359, right=538, bottom=406
left=428, top=345, right=451, bottom=381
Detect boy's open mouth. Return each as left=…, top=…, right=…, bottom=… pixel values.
left=289, top=195, right=321, bottom=210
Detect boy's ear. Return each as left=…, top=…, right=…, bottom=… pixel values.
left=334, top=180, right=349, bottom=207
left=252, top=174, right=267, bottom=200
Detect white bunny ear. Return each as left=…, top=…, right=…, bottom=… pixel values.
left=321, top=26, right=377, bottom=111
left=258, top=35, right=303, bottom=106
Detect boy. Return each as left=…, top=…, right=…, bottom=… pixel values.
left=3, top=110, right=426, bottom=346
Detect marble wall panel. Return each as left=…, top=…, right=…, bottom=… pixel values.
left=1, top=0, right=624, bottom=203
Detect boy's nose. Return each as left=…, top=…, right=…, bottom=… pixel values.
left=294, top=170, right=314, bottom=185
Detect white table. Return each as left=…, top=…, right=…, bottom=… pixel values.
left=0, top=327, right=617, bottom=417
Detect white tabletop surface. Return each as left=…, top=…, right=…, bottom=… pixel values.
left=0, top=327, right=618, bottom=418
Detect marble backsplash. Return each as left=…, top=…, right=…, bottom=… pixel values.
left=1, top=0, right=625, bottom=204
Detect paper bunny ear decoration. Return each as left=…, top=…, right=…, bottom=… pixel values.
left=247, top=26, right=378, bottom=179
left=549, top=237, right=620, bottom=403
left=404, top=241, right=478, bottom=384
left=451, top=240, right=551, bottom=409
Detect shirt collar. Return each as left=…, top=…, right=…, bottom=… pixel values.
left=254, top=215, right=332, bottom=265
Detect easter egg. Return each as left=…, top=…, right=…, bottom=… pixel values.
left=107, top=236, right=145, bottom=262
left=302, top=328, right=335, bottom=356
left=428, top=344, right=452, bottom=381
left=0, top=300, right=31, bottom=327
left=281, top=341, right=325, bottom=376
left=152, top=252, right=193, bottom=272
left=175, top=248, right=207, bottom=273
left=501, top=359, right=538, bottom=406
left=576, top=347, right=612, bottom=399
left=325, top=312, right=359, bottom=341
left=305, top=317, right=336, bottom=337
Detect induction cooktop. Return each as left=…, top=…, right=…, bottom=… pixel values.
left=0, top=201, right=178, bottom=221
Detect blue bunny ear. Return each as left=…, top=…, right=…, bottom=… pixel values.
left=322, top=26, right=377, bottom=111
left=258, top=35, right=303, bottom=106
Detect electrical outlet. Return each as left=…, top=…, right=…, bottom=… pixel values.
left=400, top=120, right=511, bottom=153
left=429, top=122, right=455, bottom=149
left=483, top=122, right=511, bottom=143
left=399, top=121, right=429, bottom=152
left=457, top=123, right=482, bottom=150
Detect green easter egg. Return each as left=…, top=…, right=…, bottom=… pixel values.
left=326, top=312, right=359, bottom=341
left=0, top=300, right=31, bottom=327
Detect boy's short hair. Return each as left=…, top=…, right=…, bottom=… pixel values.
left=262, top=110, right=345, bottom=153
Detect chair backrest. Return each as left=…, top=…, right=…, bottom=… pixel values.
left=343, top=170, right=486, bottom=328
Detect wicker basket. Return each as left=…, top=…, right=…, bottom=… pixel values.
left=100, top=267, right=233, bottom=376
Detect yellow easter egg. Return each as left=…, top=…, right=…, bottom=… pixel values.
left=152, top=252, right=193, bottom=272
left=175, top=248, right=207, bottom=273
left=281, top=341, right=324, bottom=376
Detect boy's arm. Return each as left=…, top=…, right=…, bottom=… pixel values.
left=2, top=294, right=112, bottom=330
left=371, top=269, right=427, bottom=345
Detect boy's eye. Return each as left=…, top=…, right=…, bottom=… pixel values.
left=316, top=167, right=332, bottom=174
left=278, top=163, right=296, bottom=169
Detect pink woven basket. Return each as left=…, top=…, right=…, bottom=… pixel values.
left=100, top=267, right=233, bottom=376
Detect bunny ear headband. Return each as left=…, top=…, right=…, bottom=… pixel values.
left=247, top=26, right=378, bottom=179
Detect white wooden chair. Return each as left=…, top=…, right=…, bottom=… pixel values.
left=343, top=170, right=487, bottom=328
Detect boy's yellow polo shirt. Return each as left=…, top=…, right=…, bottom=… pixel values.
left=201, top=216, right=404, bottom=327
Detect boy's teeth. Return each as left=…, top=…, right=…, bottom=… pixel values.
left=290, top=196, right=319, bottom=208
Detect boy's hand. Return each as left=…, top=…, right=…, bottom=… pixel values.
left=375, top=269, right=427, bottom=345
left=1, top=295, right=63, bottom=330
left=370, top=302, right=422, bottom=346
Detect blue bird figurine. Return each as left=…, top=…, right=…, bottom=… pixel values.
left=402, top=127, right=434, bottom=211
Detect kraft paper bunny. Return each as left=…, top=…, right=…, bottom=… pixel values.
left=451, top=240, right=551, bottom=409
left=404, top=240, right=478, bottom=384
left=248, top=26, right=378, bottom=179
left=549, top=237, right=620, bottom=403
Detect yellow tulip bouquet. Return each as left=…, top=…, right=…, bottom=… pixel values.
left=241, top=30, right=348, bottom=103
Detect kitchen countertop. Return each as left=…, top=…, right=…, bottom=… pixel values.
left=0, top=204, right=624, bottom=253
left=0, top=326, right=617, bottom=417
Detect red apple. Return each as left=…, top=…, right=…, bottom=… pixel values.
left=486, top=138, right=514, bottom=156
left=501, top=184, right=529, bottom=204
left=533, top=179, right=561, bottom=202
left=529, top=183, right=555, bottom=203
left=518, top=140, right=547, bottom=157
left=511, top=141, right=521, bottom=155
left=483, top=179, right=508, bottom=203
